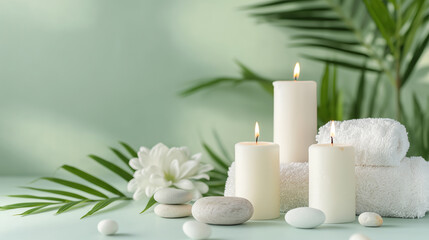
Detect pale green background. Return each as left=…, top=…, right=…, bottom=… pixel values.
left=1, top=0, right=429, bottom=176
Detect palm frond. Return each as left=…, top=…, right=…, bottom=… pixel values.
left=88, top=155, right=133, bottom=182
left=180, top=61, right=274, bottom=97
left=60, top=165, right=125, bottom=197
left=1, top=143, right=137, bottom=218
left=317, top=64, right=343, bottom=125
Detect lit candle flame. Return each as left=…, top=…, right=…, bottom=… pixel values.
left=255, top=122, right=260, bottom=144
left=330, top=120, right=335, bottom=145
left=293, top=62, right=300, bottom=80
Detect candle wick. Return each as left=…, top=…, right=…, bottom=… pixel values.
left=256, top=136, right=259, bottom=144
left=294, top=76, right=297, bottom=81
left=330, top=136, right=333, bottom=146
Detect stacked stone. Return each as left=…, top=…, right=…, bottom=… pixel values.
left=154, top=188, right=193, bottom=218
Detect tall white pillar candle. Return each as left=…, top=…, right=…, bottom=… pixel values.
left=235, top=123, right=280, bottom=220
left=309, top=122, right=356, bottom=223
left=273, top=63, right=317, bottom=163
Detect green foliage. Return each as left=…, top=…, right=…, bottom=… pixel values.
left=180, top=60, right=274, bottom=97
left=88, top=155, right=133, bottom=182
left=80, top=197, right=127, bottom=219
left=317, top=64, right=343, bottom=125
left=247, top=0, right=429, bottom=120
left=406, top=96, right=429, bottom=160
left=182, top=0, right=429, bottom=161
left=1, top=141, right=228, bottom=217
left=0, top=143, right=136, bottom=218
left=201, top=139, right=233, bottom=196
left=140, top=195, right=157, bottom=214
left=248, top=0, right=429, bottom=82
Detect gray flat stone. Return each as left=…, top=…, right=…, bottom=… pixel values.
left=154, top=188, right=193, bottom=204
left=192, top=196, right=253, bottom=225
left=154, top=204, right=192, bottom=218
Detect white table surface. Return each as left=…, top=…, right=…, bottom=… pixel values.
left=1, top=177, right=428, bottom=240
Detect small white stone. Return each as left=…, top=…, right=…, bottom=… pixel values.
left=358, top=212, right=383, bottom=227
left=97, top=219, right=118, bottom=235
left=155, top=204, right=192, bottom=218
left=154, top=188, right=193, bottom=204
left=183, top=220, right=212, bottom=240
left=349, top=233, right=371, bottom=240
left=285, top=207, right=325, bottom=229
left=192, top=196, right=253, bottom=225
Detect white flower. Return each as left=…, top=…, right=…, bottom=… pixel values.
left=127, top=143, right=214, bottom=200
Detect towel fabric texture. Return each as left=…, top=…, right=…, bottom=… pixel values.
left=224, top=157, right=429, bottom=218
left=316, top=118, right=409, bottom=166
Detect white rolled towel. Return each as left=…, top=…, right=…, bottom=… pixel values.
left=316, top=118, right=409, bottom=166
left=224, top=157, right=429, bottom=218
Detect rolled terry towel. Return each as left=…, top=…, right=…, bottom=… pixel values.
left=225, top=162, right=308, bottom=211
left=316, top=118, right=409, bottom=166
left=224, top=157, right=429, bottom=218
left=356, top=157, right=429, bottom=218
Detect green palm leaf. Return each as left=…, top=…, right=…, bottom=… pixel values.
left=290, top=35, right=360, bottom=45
left=40, top=177, right=108, bottom=199
left=81, top=198, right=124, bottom=219
left=60, top=165, right=125, bottom=197
left=212, top=130, right=233, bottom=162
left=17, top=206, right=48, bottom=216
left=119, top=141, right=138, bottom=158
left=140, top=195, right=156, bottom=214
left=180, top=77, right=243, bottom=97
left=244, top=0, right=318, bottom=9
left=300, top=54, right=380, bottom=72
left=20, top=187, right=87, bottom=200
left=7, top=195, right=70, bottom=202
left=109, top=147, right=134, bottom=171
left=350, top=67, right=367, bottom=118
left=4, top=142, right=135, bottom=218
left=402, top=0, right=426, bottom=57
left=202, top=143, right=229, bottom=171
left=181, top=60, right=274, bottom=97
left=291, top=42, right=368, bottom=57
left=57, top=200, right=90, bottom=214
left=362, top=0, right=395, bottom=53
left=0, top=202, right=58, bottom=210
left=402, top=31, right=429, bottom=85
left=88, top=155, right=133, bottom=181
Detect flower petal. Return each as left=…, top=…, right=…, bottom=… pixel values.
left=149, top=174, right=168, bottom=186
left=198, top=163, right=214, bottom=173
left=174, top=179, right=194, bottom=190
left=194, top=181, right=209, bottom=194
left=145, top=185, right=156, bottom=197
left=133, top=188, right=146, bottom=200
left=139, top=153, right=152, bottom=168
left=191, top=153, right=202, bottom=161
left=139, top=146, right=150, bottom=153
left=127, top=178, right=138, bottom=192
left=190, top=174, right=210, bottom=180
left=169, top=159, right=180, bottom=179
left=192, top=190, right=202, bottom=200
left=167, top=148, right=187, bottom=165
left=150, top=143, right=169, bottom=167
left=179, top=147, right=190, bottom=158
left=178, top=160, right=199, bottom=179
left=129, top=158, right=142, bottom=170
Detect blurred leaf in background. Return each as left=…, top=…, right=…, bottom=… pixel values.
left=183, top=0, right=429, bottom=167
left=405, top=96, right=429, bottom=160
left=247, top=0, right=429, bottom=121
left=317, top=64, right=343, bottom=125
left=180, top=60, right=274, bottom=97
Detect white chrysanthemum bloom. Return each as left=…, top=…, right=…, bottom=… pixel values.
left=127, top=143, right=214, bottom=200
